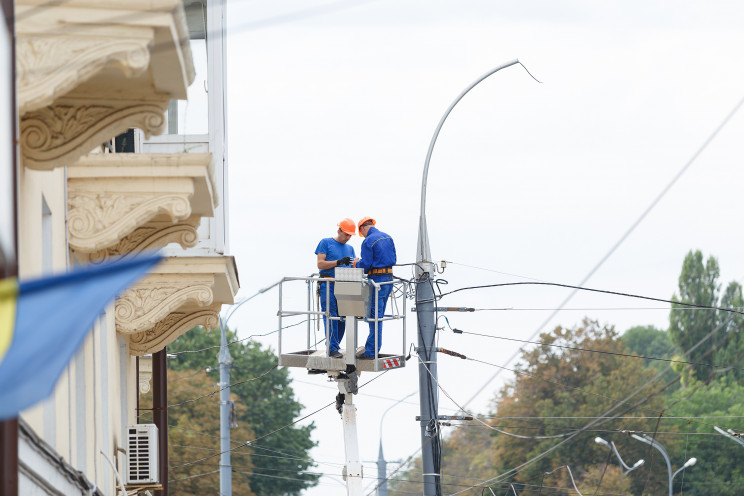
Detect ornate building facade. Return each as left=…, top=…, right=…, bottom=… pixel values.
left=12, top=0, right=235, bottom=493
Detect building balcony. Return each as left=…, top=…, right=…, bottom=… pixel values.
left=116, top=255, right=239, bottom=356
left=67, top=152, right=216, bottom=263
left=16, top=0, right=195, bottom=170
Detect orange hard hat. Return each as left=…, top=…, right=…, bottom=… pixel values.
left=337, top=218, right=356, bottom=236
left=357, top=216, right=376, bottom=237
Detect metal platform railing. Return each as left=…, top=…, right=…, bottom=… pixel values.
left=277, top=272, right=408, bottom=373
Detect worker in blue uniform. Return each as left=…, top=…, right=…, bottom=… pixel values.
left=353, top=216, right=397, bottom=359
left=315, top=218, right=356, bottom=358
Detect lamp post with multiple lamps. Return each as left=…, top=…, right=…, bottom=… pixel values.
left=594, top=437, right=645, bottom=474
left=631, top=433, right=696, bottom=496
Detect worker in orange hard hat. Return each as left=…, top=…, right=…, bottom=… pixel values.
left=315, top=218, right=357, bottom=358
left=354, top=217, right=397, bottom=359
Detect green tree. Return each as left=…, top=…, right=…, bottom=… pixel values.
left=624, top=325, right=679, bottom=361
left=664, top=377, right=744, bottom=496
left=669, top=251, right=744, bottom=381
left=167, top=327, right=319, bottom=496
left=390, top=320, right=670, bottom=496
left=669, top=250, right=720, bottom=379
left=716, top=281, right=744, bottom=380
left=140, top=369, right=257, bottom=496
left=623, top=325, right=680, bottom=381
left=490, top=319, right=667, bottom=495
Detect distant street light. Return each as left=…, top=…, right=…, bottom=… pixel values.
left=714, top=425, right=744, bottom=448
left=544, top=465, right=583, bottom=496
left=631, top=434, right=696, bottom=496
left=376, top=391, right=417, bottom=496
left=594, top=437, right=645, bottom=474
left=219, top=279, right=283, bottom=495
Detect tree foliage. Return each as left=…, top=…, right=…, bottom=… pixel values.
left=390, top=251, right=744, bottom=496
left=489, top=319, right=667, bottom=496
left=664, top=377, right=744, bottom=496
left=140, top=368, right=257, bottom=496
left=390, top=320, right=668, bottom=496
left=166, top=327, right=319, bottom=496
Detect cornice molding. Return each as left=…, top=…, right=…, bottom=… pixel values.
left=68, top=191, right=192, bottom=253
left=116, top=256, right=239, bottom=356
left=73, top=217, right=201, bottom=265
left=16, top=0, right=195, bottom=169
left=20, top=99, right=169, bottom=170
left=138, top=356, right=152, bottom=394
left=67, top=153, right=215, bottom=253
left=128, top=306, right=221, bottom=356
left=17, top=36, right=153, bottom=115
left=116, top=274, right=216, bottom=334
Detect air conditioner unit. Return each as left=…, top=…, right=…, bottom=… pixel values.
left=126, top=424, right=159, bottom=484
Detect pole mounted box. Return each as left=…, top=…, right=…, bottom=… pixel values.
left=334, top=268, right=368, bottom=317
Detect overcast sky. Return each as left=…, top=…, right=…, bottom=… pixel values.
left=215, top=1, right=744, bottom=493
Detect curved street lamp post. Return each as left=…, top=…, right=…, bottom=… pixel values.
left=415, top=59, right=537, bottom=496
left=594, top=437, right=644, bottom=474
left=219, top=280, right=283, bottom=496
left=631, top=434, right=696, bottom=496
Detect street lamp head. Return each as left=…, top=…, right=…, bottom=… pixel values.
left=684, top=457, right=697, bottom=468
left=595, top=436, right=610, bottom=448
left=633, top=459, right=645, bottom=469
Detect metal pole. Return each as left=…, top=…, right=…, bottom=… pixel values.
left=715, top=426, right=744, bottom=447
left=378, top=391, right=416, bottom=496
left=415, top=274, right=439, bottom=496
left=219, top=319, right=233, bottom=496
left=415, top=60, right=524, bottom=496
left=632, top=434, right=673, bottom=496
left=153, top=349, right=168, bottom=496
left=376, top=441, right=387, bottom=496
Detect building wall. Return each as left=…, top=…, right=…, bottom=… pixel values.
left=14, top=1, right=233, bottom=493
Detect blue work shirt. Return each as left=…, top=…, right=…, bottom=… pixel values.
left=356, top=226, right=397, bottom=274
left=315, top=238, right=355, bottom=277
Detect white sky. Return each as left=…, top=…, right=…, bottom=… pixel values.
left=219, top=1, right=744, bottom=494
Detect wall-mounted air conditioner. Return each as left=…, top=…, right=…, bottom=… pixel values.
left=126, top=424, right=159, bottom=484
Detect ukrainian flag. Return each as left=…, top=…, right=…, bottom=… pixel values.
left=0, top=254, right=162, bottom=420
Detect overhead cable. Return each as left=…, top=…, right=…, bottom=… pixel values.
left=453, top=328, right=744, bottom=372
left=457, top=92, right=744, bottom=411
left=439, top=281, right=744, bottom=316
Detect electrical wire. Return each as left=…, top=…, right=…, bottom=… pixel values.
left=447, top=315, right=742, bottom=495
left=168, top=469, right=220, bottom=484
left=168, top=318, right=308, bottom=356
left=468, top=306, right=742, bottom=312
left=166, top=365, right=277, bottom=409
left=452, top=327, right=744, bottom=372
left=170, top=370, right=391, bottom=470
left=455, top=92, right=744, bottom=414
left=439, top=281, right=744, bottom=316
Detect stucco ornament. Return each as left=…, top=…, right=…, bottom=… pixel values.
left=128, top=307, right=221, bottom=356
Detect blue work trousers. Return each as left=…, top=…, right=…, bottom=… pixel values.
left=319, top=282, right=345, bottom=353
left=364, top=275, right=393, bottom=356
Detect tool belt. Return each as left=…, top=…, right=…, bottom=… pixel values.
left=369, top=266, right=393, bottom=275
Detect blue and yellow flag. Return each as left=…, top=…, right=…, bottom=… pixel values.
left=0, top=254, right=162, bottom=420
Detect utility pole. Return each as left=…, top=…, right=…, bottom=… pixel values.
left=215, top=282, right=281, bottom=496
left=376, top=390, right=416, bottom=495
left=415, top=59, right=523, bottom=496
left=376, top=442, right=387, bottom=496
left=153, top=349, right=168, bottom=496
left=219, top=319, right=233, bottom=496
